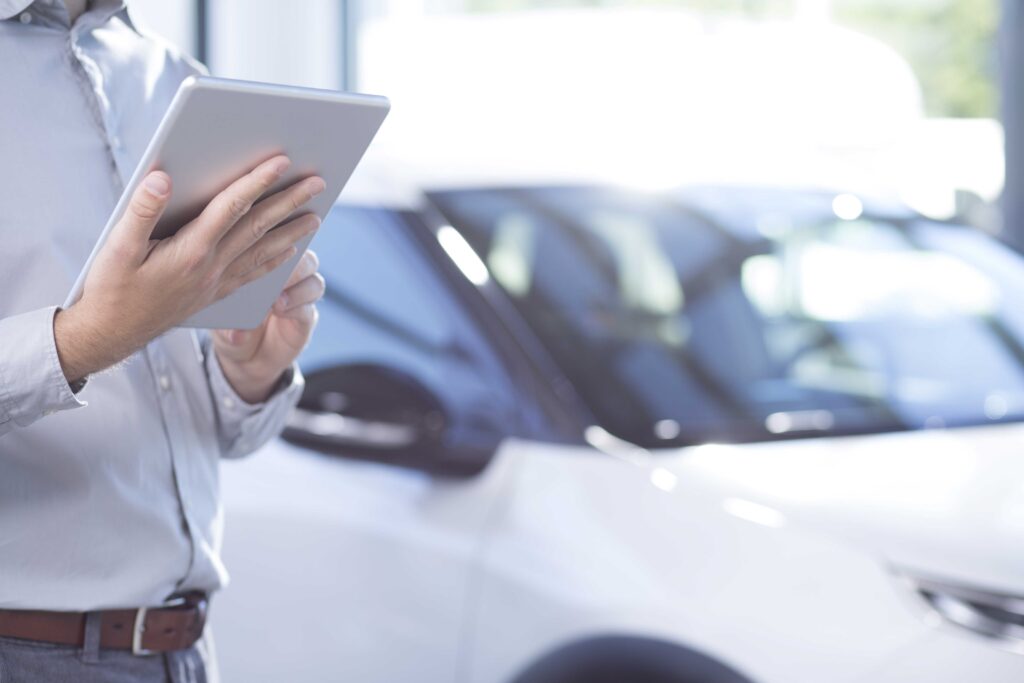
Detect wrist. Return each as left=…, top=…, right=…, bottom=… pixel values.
left=53, top=303, right=122, bottom=384
left=215, top=351, right=287, bottom=404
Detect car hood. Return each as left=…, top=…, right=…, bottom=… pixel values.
left=662, top=423, right=1024, bottom=595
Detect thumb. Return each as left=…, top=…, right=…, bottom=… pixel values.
left=110, top=171, right=171, bottom=261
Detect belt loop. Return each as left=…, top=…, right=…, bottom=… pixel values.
left=80, top=611, right=103, bottom=664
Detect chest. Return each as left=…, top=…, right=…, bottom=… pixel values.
left=0, top=20, right=191, bottom=313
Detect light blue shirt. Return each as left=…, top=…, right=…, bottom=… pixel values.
left=0, top=0, right=303, bottom=610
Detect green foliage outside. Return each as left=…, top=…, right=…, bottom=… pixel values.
left=834, top=0, right=997, bottom=118
left=456, top=0, right=998, bottom=118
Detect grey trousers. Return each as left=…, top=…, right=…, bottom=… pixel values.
left=0, top=621, right=217, bottom=683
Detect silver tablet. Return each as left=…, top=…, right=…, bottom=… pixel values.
left=64, top=75, right=390, bottom=329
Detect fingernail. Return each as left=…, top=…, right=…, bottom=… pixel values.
left=230, top=330, right=247, bottom=344
left=144, top=173, right=170, bottom=197
left=272, top=157, right=291, bottom=175
left=308, top=177, right=326, bottom=197
left=305, top=215, right=321, bottom=232
left=276, top=293, right=289, bottom=310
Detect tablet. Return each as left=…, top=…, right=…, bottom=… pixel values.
left=64, top=75, right=390, bottom=329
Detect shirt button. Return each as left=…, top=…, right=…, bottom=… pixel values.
left=222, top=396, right=236, bottom=410
left=159, top=375, right=171, bottom=391
left=110, top=135, right=122, bottom=149
left=19, top=12, right=31, bottom=23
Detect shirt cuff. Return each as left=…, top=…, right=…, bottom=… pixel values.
left=0, top=306, right=88, bottom=429
left=205, top=348, right=304, bottom=458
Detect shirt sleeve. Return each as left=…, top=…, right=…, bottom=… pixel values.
left=0, top=306, right=88, bottom=437
left=202, top=336, right=304, bottom=459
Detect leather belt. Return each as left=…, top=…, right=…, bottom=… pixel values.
left=0, top=592, right=208, bottom=655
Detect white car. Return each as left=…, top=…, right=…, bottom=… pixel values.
left=214, top=183, right=1024, bottom=682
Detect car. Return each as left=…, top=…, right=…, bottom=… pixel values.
left=213, top=180, right=1024, bottom=682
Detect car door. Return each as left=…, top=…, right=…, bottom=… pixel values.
left=215, top=204, right=529, bottom=683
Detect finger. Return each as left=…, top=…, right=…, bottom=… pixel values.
left=221, top=246, right=298, bottom=299
left=109, top=171, right=172, bottom=263
left=223, top=213, right=319, bottom=281
left=217, top=175, right=325, bottom=264
left=283, top=249, right=319, bottom=290
left=276, top=302, right=319, bottom=324
left=273, top=273, right=325, bottom=313
left=190, top=155, right=291, bottom=245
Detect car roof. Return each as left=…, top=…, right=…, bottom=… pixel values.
left=336, top=161, right=922, bottom=232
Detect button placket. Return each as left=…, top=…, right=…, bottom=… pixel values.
left=144, top=345, right=201, bottom=589
left=67, top=28, right=132, bottom=187
left=65, top=31, right=124, bottom=200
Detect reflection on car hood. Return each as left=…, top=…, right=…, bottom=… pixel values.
left=665, top=423, right=1024, bottom=595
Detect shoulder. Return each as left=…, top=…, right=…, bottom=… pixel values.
left=126, top=9, right=209, bottom=80
left=107, top=5, right=208, bottom=87
left=93, top=8, right=210, bottom=170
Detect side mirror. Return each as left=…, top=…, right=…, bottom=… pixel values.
left=282, top=363, right=499, bottom=477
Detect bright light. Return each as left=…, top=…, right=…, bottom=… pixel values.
left=722, top=498, right=786, bottom=528
left=649, top=467, right=678, bottom=493
left=653, top=419, right=681, bottom=440
left=437, top=225, right=490, bottom=286
left=797, top=245, right=999, bottom=321
left=583, top=424, right=648, bottom=466
left=686, top=443, right=737, bottom=458
left=765, top=410, right=835, bottom=434
left=832, top=193, right=864, bottom=220
left=984, top=393, right=1010, bottom=420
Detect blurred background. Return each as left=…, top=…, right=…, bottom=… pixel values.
left=133, top=0, right=1006, bottom=227
left=127, top=2, right=1024, bottom=682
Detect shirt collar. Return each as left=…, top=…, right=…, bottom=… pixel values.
left=0, top=0, right=126, bottom=21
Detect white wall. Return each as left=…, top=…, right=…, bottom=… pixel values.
left=127, top=0, right=345, bottom=89
left=208, top=0, right=343, bottom=89
left=128, top=0, right=197, bottom=58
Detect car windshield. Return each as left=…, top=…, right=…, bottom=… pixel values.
left=431, top=186, right=1024, bottom=448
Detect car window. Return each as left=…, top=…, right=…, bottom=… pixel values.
left=301, top=206, right=520, bottom=443
left=433, top=186, right=1024, bottom=447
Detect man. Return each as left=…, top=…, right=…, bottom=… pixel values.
left=0, top=0, right=328, bottom=680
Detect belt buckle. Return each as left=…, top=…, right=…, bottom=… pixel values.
left=132, top=607, right=153, bottom=656
left=131, top=594, right=204, bottom=656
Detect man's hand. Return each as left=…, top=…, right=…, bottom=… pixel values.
left=54, top=155, right=326, bottom=384
left=211, top=249, right=325, bottom=404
